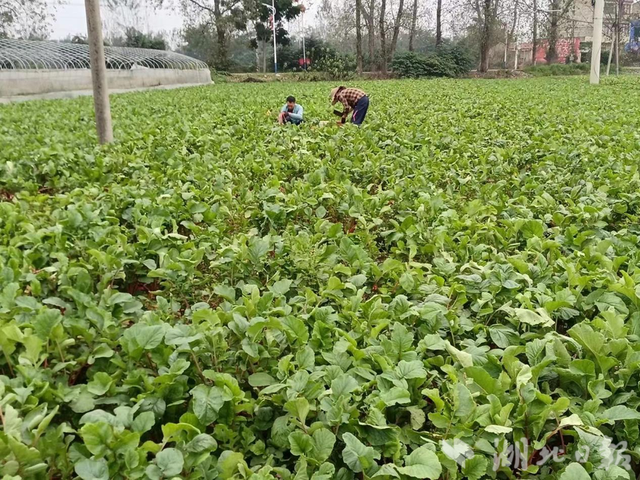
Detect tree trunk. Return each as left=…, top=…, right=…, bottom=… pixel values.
left=507, top=0, right=518, bottom=67
left=479, top=0, right=491, bottom=72
left=409, top=0, right=418, bottom=51
left=380, top=0, right=387, bottom=73
left=368, top=13, right=375, bottom=67
left=362, top=0, right=375, bottom=69
left=546, top=0, right=559, bottom=63
left=216, top=26, right=226, bottom=68
left=532, top=0, right=538, bottom=65
left=390, top=0, right=405, bottom=60
left=356, top=0, right=364, bottom=73
left=606, top=35, right=614, bottom=74
left=262, top=40, right=267, bottom=73
left=436, top=0, right=442, bottom=46
left=213, top=0, right=227, bottom=69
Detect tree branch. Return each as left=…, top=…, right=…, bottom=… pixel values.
left=184, top=0, right=215, bottom=15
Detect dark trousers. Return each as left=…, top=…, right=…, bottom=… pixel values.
left=352, top=96, right=369, bottom=125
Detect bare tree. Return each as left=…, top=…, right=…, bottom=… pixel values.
left=545, top=0, right=574, bottom=63
left=615, top=0, right=624, bottom=75
left=532, top=0, right=537, bottom=64
left=389, top=0, right=406, bottom=59
left=480, top=0, right=491, bottom=71
left=361, top=0, right=376, bottom=67
left=409, top=0, right=418, bottom=51
left=168, top=0, right=246, bottom=69
left=507, top=0, right=518, bottom=66
left=356, top=0, right=364, bottom=72
left=546, top=1, right=559, bottom=62
left=474, top=0, right=500, bottom=72
left=605, top=0, right=624, bottom=74
left=380, top=0, right=387, bottom=73
left=0, top=0, right=56, bottom=38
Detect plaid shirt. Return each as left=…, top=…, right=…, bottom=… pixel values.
left=335, top=88, right=367, bottom=121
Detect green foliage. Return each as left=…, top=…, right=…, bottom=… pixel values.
left=312, top=52, right=356, bottom=80
left=109, top=27, right=167, bottom=51
left=279, top=37, right=355, bottom=80
left=249, top=0, right=302, bottom=69
left=1, top=77, right=640, bottom=479
left=391, top=47, right=473, bottom=78
left=524, top=63, right=591, bottom=77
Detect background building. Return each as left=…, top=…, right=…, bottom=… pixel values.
left=491, top=0, right=639, bottom=67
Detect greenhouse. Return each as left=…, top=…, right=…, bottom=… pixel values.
left=0, top=38, right=211, bottom=97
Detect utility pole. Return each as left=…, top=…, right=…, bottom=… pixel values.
left=84, top=0, right=113, bottom=144
left=590, top=0, right=605, bottom=84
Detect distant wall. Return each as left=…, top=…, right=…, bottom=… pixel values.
left=0, top=68, right=212, bottom=97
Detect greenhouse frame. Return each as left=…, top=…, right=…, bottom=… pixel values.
left=0, top=39, right=211, bottom=97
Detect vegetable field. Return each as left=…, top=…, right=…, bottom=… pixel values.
left=2, top=77, right=640, bottom=480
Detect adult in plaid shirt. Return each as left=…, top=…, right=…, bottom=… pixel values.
left=330, top=86, right=370, bottom=126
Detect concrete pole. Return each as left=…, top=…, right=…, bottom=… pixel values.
left=590, top=0, right=605, bottom=84
left=84, top=0, right=113, bottom=143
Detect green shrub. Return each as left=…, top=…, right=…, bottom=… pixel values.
left=278, top=38, right=356, bottom=80
left=392, top=52, right=456, bottom=78
left=391, top=47, right=473, bottom=78
left=524, top=63, right=590, bottom=76
left=311, top=52, right=356, bottom=80
left=436, top=45, right=475, bottom=76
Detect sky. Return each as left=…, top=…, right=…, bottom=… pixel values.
left=50, top=1, right=319, bottom=41
left=52, top=1, right=185, bottom=40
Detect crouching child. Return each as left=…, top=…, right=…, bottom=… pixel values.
left=278, top=96, right=304, bottom=125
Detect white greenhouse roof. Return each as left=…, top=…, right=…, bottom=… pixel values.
left=0, top=39, right=208, bottom=70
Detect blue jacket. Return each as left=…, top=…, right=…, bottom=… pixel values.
left=281, top=104, right=303, bottom=124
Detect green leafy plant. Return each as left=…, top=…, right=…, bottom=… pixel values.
left=1, top=77, right=640, bottom=479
